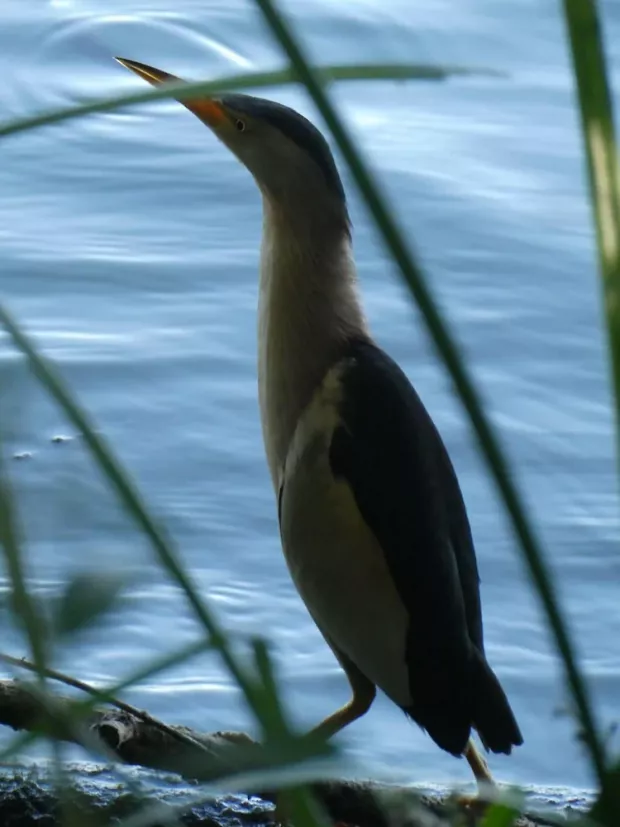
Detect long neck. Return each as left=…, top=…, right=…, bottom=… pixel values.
left=258, top=199, right=368, bottom=487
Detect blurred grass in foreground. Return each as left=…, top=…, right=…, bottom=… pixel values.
left=0, top=0, right=618, bottom=825
left=563, top=0, right=620, bottom=475
left=563, top=1, right=620, bottom=819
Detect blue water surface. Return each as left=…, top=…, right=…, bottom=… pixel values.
left=1, top=0, right=619, bottom=801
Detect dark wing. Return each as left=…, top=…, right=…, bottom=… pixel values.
left=433, top=418, right=484, bottom=653
left=329, top=339, right=520, bottom=755
left=331, top=339, right=483, bottom=649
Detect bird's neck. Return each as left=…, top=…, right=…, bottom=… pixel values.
left=258, top=200, right=368, bottom=487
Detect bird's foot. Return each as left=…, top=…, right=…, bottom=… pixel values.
left=453, top=785, right=497, bottom=823
left=455, top=792, right=489, bottom=813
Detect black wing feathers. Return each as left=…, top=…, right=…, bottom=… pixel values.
left=329, top=339, right=522, bottom=755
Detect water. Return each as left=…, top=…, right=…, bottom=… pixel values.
left=1, top=0, right=619, bottom=802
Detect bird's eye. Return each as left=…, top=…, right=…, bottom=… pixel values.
left=235, top=119, right=246, bottom=132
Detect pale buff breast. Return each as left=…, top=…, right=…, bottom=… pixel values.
left=278, top=366, right=412, bottom=708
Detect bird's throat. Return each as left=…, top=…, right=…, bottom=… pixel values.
left=257, top=204, right=367, bottom=488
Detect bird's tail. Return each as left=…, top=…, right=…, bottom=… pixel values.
left=470, top=649, right=523, bottom=754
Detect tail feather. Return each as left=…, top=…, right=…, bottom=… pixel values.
left=471, top=649, right=523, bottom=754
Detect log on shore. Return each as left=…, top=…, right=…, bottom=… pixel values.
left=0, top=680, right=569, bottom=827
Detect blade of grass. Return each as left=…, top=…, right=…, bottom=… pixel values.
left=252, top=0, right=607, bottom=788
left=0, top=63, right=500, bottom=143
left=0, top=452, right=47, bottom=682
left=591, top=760, right=620, bottom=824
left=480, top=802, right=519, bottom=827
left=1, top=637, right=210, bottom=699
left=52, top=570, right=127, bottom=638
left=93, top=637, right=211, bottom=699
left=0, top=730, right=40, bottom=763
left=251, top=639, right=288, bottom=740
left=476, top=785, right=524, bottom=824
left=276, top=788, right=331, bottom=827
left=562, top=1, right=620, bottom=466
left=0, top=455, right=70, bottom=816
left=0, top=305, right=270, bottom=738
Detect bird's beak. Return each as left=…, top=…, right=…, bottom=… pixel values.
left=115, top=57, right=228, bottom=129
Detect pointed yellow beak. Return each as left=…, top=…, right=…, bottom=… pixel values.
left=115, top=57, right=228, bottom=128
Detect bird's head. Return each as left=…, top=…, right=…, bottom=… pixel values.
left=116, top=58, right=349, bottom=234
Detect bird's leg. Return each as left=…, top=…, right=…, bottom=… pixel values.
left=455, top=739, right=495, bottom=815
left=275, top=655, right=375, bottom=824
left=464, top=738, right=494, bottom=788
left=307, top=659, right=376, bottom=741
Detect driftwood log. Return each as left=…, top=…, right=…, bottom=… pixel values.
left=0, top=680, right=569, bottom=827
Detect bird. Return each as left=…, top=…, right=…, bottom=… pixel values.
left=115, top=57, right=523, bottom=790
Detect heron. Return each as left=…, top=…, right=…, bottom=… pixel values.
left=115, top=57, right=523, bottom=791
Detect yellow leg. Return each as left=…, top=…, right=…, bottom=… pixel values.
left=464, top=738, right=495, bottom=789
left=455, top=739, right=496, bottom=816
left=308, top=655, right=376, bottom=740
left=275, top=648, right=375, bottom=824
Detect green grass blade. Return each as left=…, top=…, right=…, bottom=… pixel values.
left=276, top=789, right=331, bottom=827
left=480, top=802, right=519, bottom=827
left=591, top=761, right=620, bottom=824
left=0, top=305, right=267, bottom=733
left=562, top=1, right=620, bottom=465
left=53, top=571, right=127, bottom=637
left=0, top=452, right=47, bottom=682
left=252, top=0, right=607, bottom=788
left=0, top=63, right=500, bottom=142
left=0, top=730, right=40, bottom=764
left=562, top=2, right=620, bottom=813
left=478, top=787, right=524, bottom=826
left=251, top=639, right=289, bottom=740
left=96, top=638, right=212, bottom=699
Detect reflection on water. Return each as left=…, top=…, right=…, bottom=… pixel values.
left=1, top=0, right=619, bottom=795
